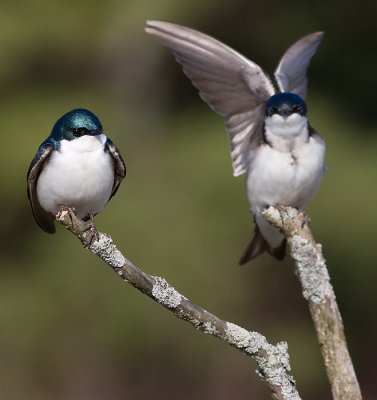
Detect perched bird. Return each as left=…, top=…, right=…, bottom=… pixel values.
left=146, top=20, right=326, bottom=264
left=27, top=108, right=126, bottom=235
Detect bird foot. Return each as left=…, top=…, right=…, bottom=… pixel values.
left=274, top=205, right=310, bottom=228
left=58, top=206, right=77, bottom=225
left=298, top=209, right=310, bottom=228
left=275, top=204, right=288, bottom=212
left=58, top=207, right=99, bottom=245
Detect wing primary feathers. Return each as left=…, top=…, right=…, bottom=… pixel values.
left=146, top=20, right=274, bottom=177
left=274, top=31, right=324, bottom=99
left=27, top=142, right=56, bottom=234
left=105, top=139, right=126, bottom=200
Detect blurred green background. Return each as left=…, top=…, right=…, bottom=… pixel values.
left=1, top=0, right=376, bottom=399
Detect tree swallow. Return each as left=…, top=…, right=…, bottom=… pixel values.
left=146, top=20, right=326, bottom=264
left=27, top=108, right=126, bottom=235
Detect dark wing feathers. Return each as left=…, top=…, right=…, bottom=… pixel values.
left=27, top=142, right=56, bottom=234
left=239, top=225, right=286, bottom=265
left=105, top=139, right=126, bottom=200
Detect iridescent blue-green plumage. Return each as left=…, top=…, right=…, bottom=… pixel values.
left=27, top=108, right=126, bottom=234
left=50, top=108, right=103, bottom=142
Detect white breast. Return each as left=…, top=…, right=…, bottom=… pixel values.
left=36, top=134, right=114, bottom=219
left=247, top=134, right=325, bottom=211
left=246, top=112, right=325, bottom=210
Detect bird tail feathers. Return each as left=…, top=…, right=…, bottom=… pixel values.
left=238, top=225, right=286, bottom=265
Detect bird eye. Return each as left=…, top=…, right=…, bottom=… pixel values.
left=292, top=106, right=301, bottom=113
left=71, top=127, right=90, bottom=137
left=271, top=107, right=279, bottom=114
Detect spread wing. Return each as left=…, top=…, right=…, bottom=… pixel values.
left=145, top=20, right=275, bottom=177
left=105, top=139, right=126, bottom=200
left=27, top=142, right=56, bottom=234
left=274, top=32, right=324, bottom=99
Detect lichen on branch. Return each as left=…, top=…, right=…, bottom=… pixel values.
left=56, top=209, right=301, bottom=400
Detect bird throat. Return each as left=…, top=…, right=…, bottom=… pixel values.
left=263, top=117, right=309, bottom=153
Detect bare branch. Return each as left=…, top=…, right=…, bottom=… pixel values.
left=262, top=206, right=363, bottom=400
left=56, top=209, right=301, bottom=400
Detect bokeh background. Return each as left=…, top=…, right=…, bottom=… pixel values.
left=1, top=1, right=376, bottom=399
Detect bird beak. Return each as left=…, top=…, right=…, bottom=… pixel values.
left=278, top=105, right=292, bottom=118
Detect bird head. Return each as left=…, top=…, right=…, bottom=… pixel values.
left=265, top=92, right=307, bottom=119
left=50, top=109, right=103, bottom=141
